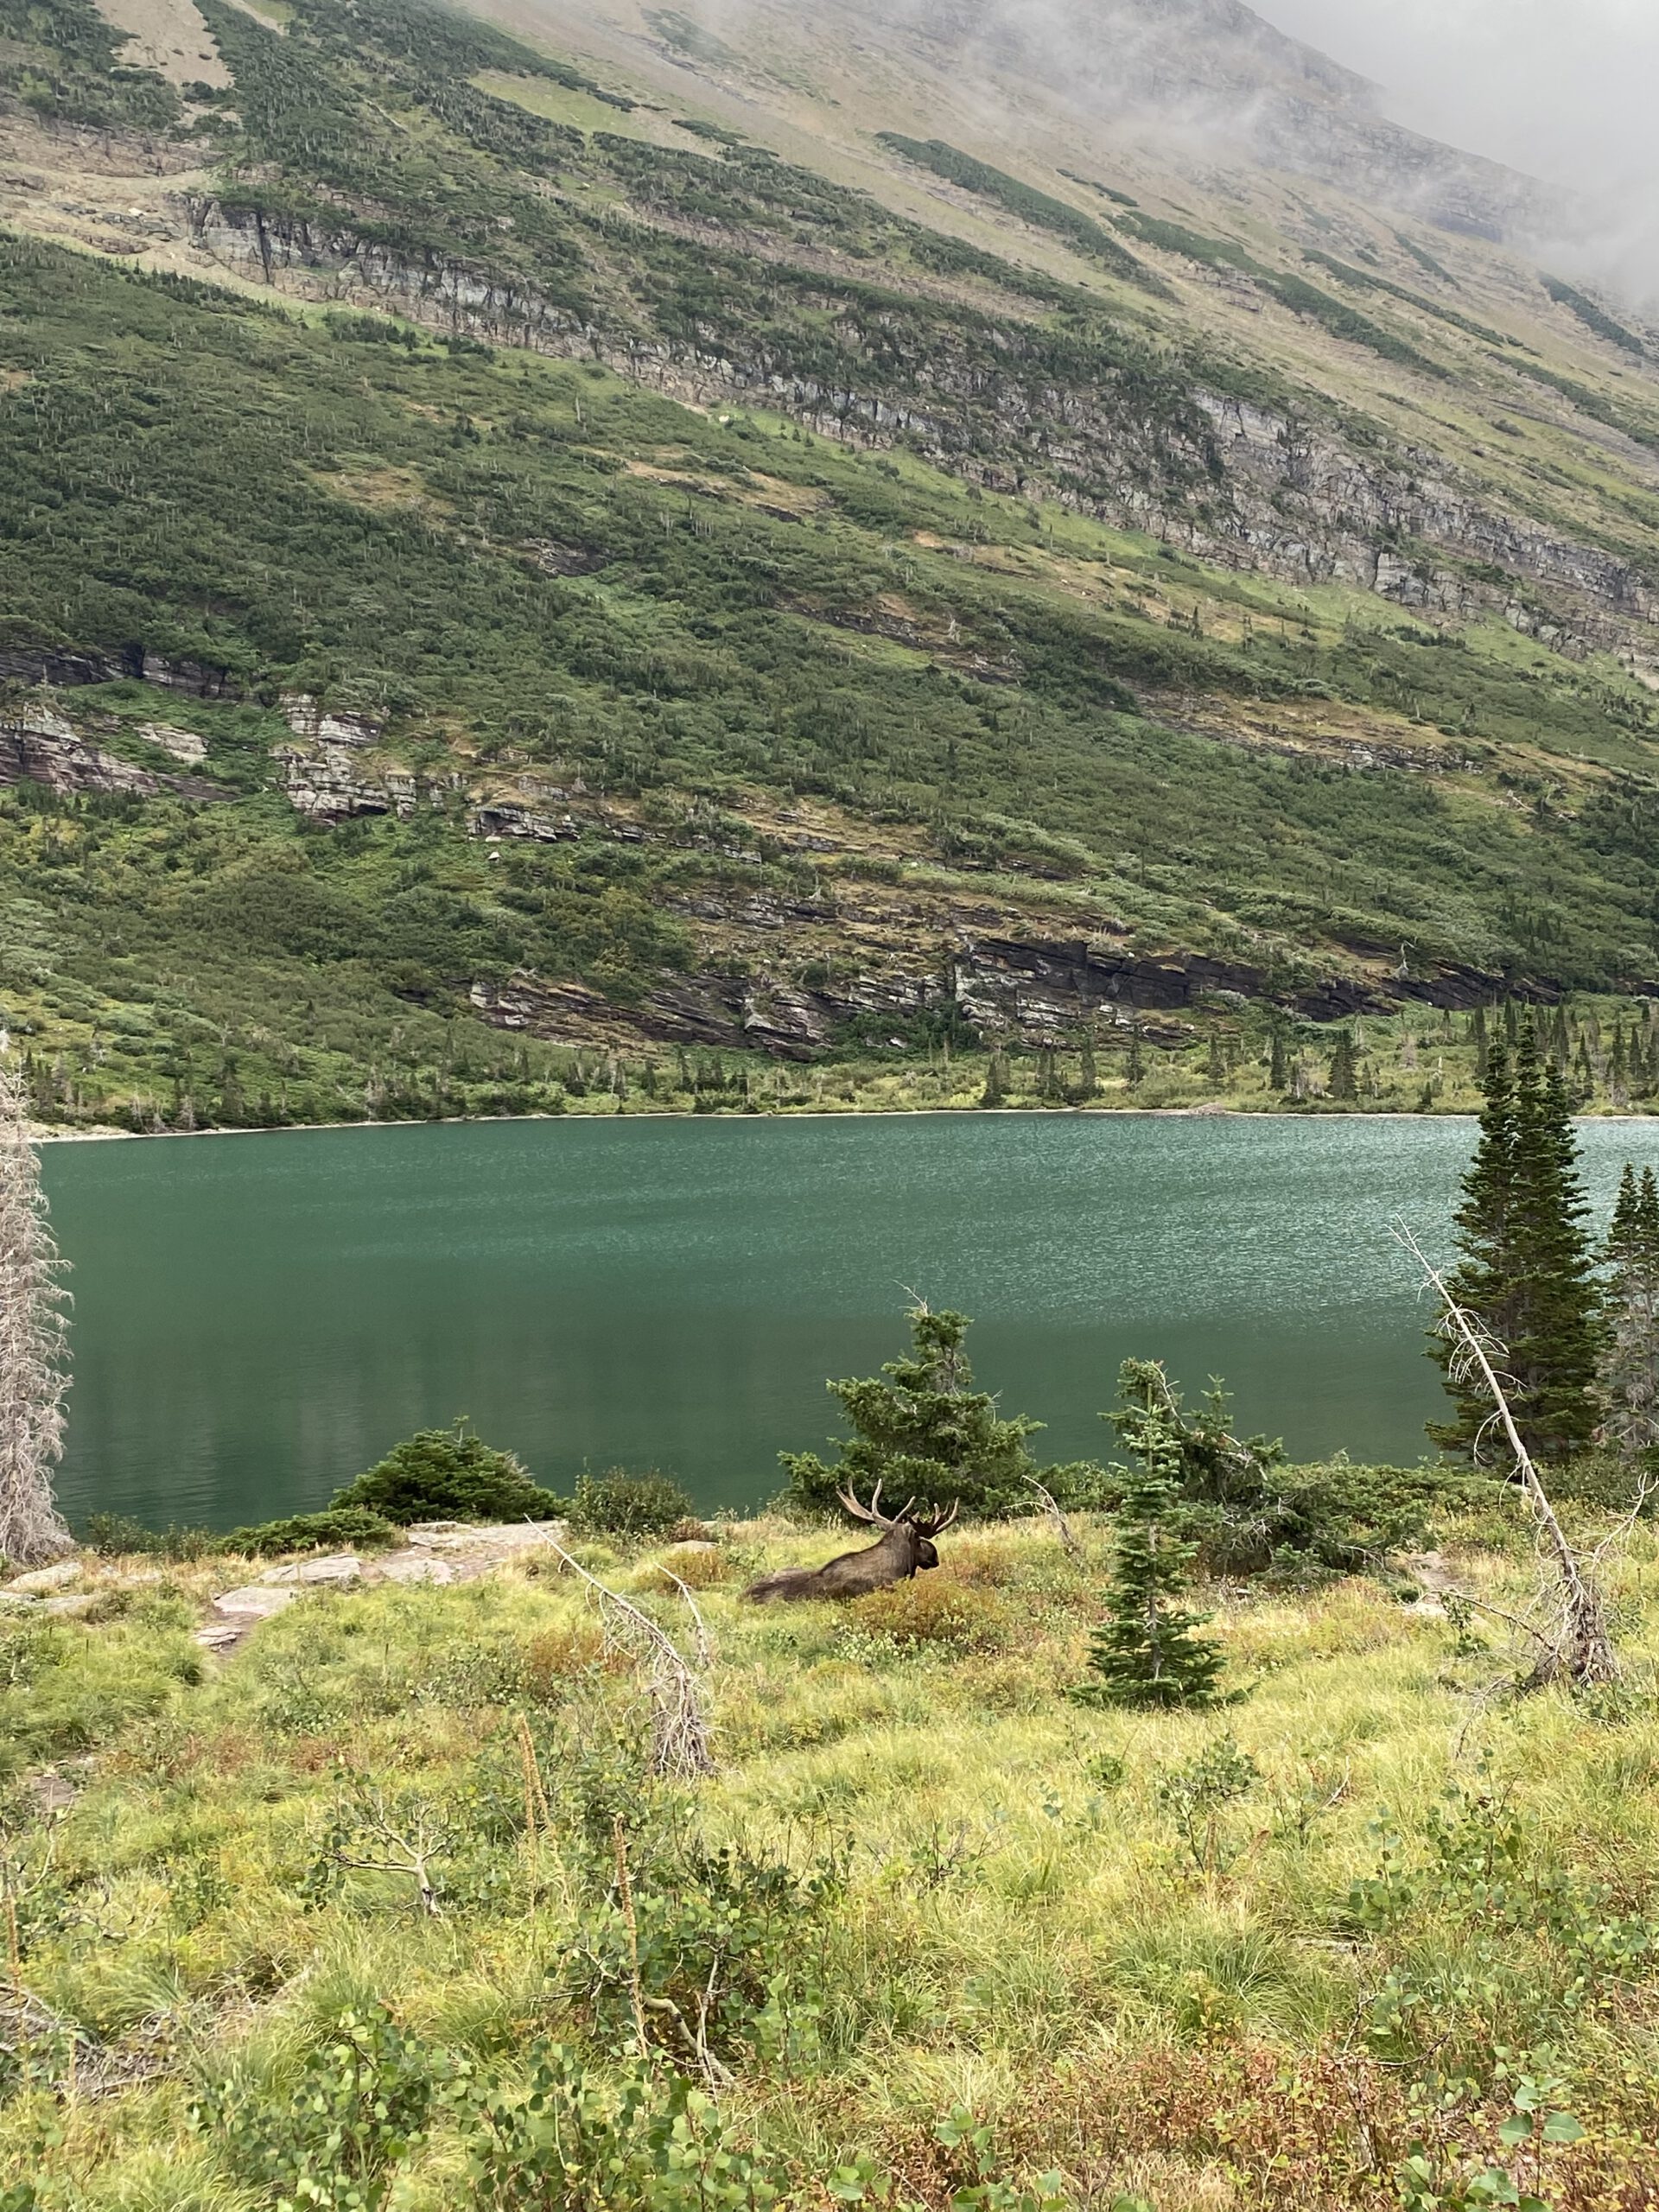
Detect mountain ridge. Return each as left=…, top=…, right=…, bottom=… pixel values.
left=3, top=0, right=1659, bottom=1127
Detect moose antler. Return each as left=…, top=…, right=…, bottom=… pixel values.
left=909, top=1500, right=960, bottom=1539
left=836, top=1480, right=914, bottom=1529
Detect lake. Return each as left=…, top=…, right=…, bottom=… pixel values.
left=41, top=1111, right=1659, bottom=1530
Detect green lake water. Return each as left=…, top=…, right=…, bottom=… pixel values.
left=40, top=1112, right=1659, bottom=1531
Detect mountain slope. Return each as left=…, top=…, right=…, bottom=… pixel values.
left=3, top=0, right=1659, bottom=1127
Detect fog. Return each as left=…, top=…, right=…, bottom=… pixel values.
left=1258, top=0, right=1659, bottom=204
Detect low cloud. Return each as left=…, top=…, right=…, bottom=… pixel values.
left=1256, top=0, right=1659, bottom=299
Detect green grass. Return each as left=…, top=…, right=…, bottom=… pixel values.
left=5, top=1506, right=1659, bottom=2205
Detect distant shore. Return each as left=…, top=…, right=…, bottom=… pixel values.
left=37, top=1100, right=1659, bottom=1142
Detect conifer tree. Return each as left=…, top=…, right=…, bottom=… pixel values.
left=1268, top=1027, right=1287, bottom=1091
left=780, top=1303, right=1046, bottom=1518
left=1430, top=1020, right=1601, bottom=1462
left=1076, top=1035, right=1099, bottom=1101
left=1077, top=1361, right=1224, bottom=1707
left=1327, top=1030, right=1357, bottom=1101
left=1596, top=1164, right=1659, bottom=1458
left=0, top=1058, right=72, bottom=1567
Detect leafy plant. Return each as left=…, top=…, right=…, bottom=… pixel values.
left=567, top=1468, right=695, bottom=1540
left=1154, top=1735, right=1262, bottom=1876
left=190, top=2004, right=442, bottom=2210
left=79, top=1513, right=216, bottom=1560
left=450, top=2043, right=783, bottom=2209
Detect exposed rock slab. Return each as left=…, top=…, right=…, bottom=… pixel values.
left=258, top=1553, right=363, bottom=1586
left=210, top=1583, right=298, bottom=1618
left=0, top=705, right=226, bottom=801
left=5, top=1560, right=82, bottom=1595
left=402, top=1520, right=563, bottom=1554
left=374, top=1553, right=456, bottom=1586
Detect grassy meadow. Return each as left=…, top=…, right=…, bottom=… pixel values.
left=5, top=1497, right=1659, bottom=2209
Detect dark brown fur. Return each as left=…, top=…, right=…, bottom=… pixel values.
left=743, top=1485, right=958, bottom=1605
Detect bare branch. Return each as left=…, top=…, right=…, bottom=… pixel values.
left=1019, top=1473, right=1081, bottom=1560
left=529, top=1529, right=714, bottom=1780
left=1394, top=1220, right=1618, bottom=1689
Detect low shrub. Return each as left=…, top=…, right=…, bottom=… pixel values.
left=842, top=1574, right=1007, bottom=1652
left=331, top=1426, right=562, bottom=1525
left=634, top=1541, right=730, bottom=1592
left=566, top=1467, right=694, bottom=1539
left=523, top=1619, right=628, bottom=1692
left=222, top=1507, right=400, bottom=1557
left=1547, top=1450, right=1659, bottom=1513
left=79, top=1514, right=216, bottom=1560
left=190, top=2003, right=439, bottom=2210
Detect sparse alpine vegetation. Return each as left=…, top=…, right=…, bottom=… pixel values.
left=3, top=0, right=1659, bottom=1132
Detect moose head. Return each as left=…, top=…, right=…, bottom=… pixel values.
left=742, top=1482, right=960, bottom=1605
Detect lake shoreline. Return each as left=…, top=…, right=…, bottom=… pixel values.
left=35, top=1100, right=1659, bottom=1142
left=35, top=1102, right=1498, bottom=1141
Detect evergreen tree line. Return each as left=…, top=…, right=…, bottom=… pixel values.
left=1433, top=1012, right=1659, bottom=1465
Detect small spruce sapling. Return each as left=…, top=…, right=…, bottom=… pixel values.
left=780, top=1303, right=1054, bottom=1519
left=1077, top=1361, right=1225, bottom=1707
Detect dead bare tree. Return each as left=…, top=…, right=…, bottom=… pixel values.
left=1020, top=1472, right=1081, bottom=1560
left=1396, top=1222, right=1618, bottom=1690
left=330, top=1791, right=445, bottom=1916
left=0, top=1053, right=71, bottom=1568
left=535, top=1532, right=714, bottom=1780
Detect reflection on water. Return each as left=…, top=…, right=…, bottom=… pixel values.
left=41, top=1112, right=1659, bottom=1529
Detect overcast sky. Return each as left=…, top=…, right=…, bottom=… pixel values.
left=1255, top=0, right=1657, bottom=200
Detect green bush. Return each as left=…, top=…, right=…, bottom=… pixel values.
left=1546, top=1451, right=1659, bottom=1514
left=222, top=1507, right=402, bottom=1557
left=331, top=1426, right=562, bottom=1526
left=79, top=1513, right=216, bottom=1560
left=566, top=1468, right=695, bottom=1539
left=191, top=2004, right=440, bottom=2212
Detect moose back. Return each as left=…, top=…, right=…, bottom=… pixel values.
left=742, top=1484, right=959, bottom=1604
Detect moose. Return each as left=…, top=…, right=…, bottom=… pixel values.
left=742, top=1482, right=960, bottom=1604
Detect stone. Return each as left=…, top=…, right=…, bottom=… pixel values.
left=404, top=1521, right=563, bottom=1554
left=31, top=1769, right=81, bottom=1815
left=375, top=1554, right=456, bottom=1585
left=5, top=1560, right=81, bottom=1595
left=212, top=1584, right=297, bottom=1618
left=258, top=1554, right=363, bottom=1586
left=194, top=1620, right=249, bottom=1652
left=277, top=692, right=385, bottom=747
left=137, top=721, right=208, bottom=765
left=41, top=1592, right=97, bottom=1618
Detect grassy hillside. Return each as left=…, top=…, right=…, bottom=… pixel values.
left=4, top=1503, right=1659, bottom=2207
left=4, top=0, right=1659, bottom=1126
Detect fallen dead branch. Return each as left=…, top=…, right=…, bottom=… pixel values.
left=531, top=1530, right=715, bottom=1779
